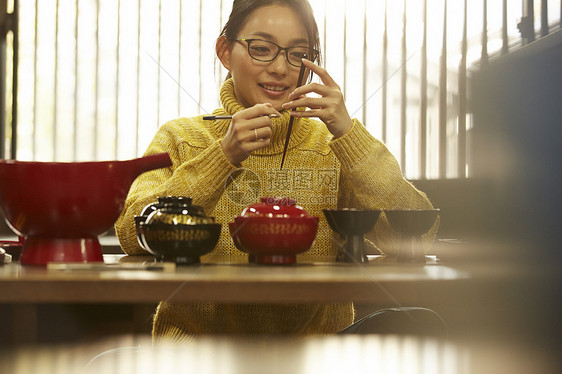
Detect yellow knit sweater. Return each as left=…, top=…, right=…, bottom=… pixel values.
left=115, top=79, right=436, bottom=341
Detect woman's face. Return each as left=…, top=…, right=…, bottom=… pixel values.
left=223, top=5, right=309, bottom=111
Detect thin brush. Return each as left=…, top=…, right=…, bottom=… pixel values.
left=202, top=114, right=279, bottom=121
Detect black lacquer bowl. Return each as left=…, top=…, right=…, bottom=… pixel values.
left=137, top=196, right=221, bottom=264
left=323, top=209, right=382, bottom=263
left=138, top=222, right=221, bottom=265
left=384, top=209, right=440, bottom=263
left=384, top=209, right=440, bottom=237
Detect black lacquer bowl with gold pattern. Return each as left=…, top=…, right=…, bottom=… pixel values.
left=137, top=197, right=221, bottom=264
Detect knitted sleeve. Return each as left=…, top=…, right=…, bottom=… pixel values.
left=329, top=119, right=439, bottom=255
left=115, top=118, right=237, bottom=255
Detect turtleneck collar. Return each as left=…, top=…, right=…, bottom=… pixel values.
left=211, top=78, right=312, bottom=155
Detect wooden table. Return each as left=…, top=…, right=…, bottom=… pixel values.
left=1, top=240, right=560, bottom=357
left=0, top=254, right=476, bottom=304
left=0, top=239, right=537, bottom=305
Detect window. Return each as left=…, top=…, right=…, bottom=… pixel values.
left=2, top=0, right=561, bottom=179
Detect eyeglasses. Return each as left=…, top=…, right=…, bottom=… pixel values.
left=230, top=38, right=318, bottom=68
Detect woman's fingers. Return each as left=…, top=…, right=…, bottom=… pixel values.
left=283, top=94, right=321, bottom=112
left=282, top=60, right=352, bottom=137
left=287, top=59, right=340, bottom=101
left=288, top=82, right=335, bottom=101
left=301, top=58, right=338, bottom=87
left=252, top=125, right=273, bottom=142
left=235, top=103, right=281, bottom=121
left=221, top=104, right=279, bottom=165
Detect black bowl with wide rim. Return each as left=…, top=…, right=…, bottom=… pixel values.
left=138, top=222, right=221, bottom=265
left=322, top=209, right=382, bottom=263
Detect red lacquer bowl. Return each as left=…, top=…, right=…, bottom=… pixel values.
left=229, top=197, right=319, bottom=265
left=0, top=153, right=172, bottom=265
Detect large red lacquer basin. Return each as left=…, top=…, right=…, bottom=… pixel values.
left=229, top=216, right=319, bottom=265
left=0, top=153, right=172, bottom=265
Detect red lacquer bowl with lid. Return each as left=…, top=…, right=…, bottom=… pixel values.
left=228, top=197, right=319, bottom=265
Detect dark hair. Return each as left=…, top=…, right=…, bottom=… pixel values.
left=217, top=0, right=321, bottom=81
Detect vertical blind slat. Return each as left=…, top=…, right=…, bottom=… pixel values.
left=177, top=0, right=182, bottom=117
left=0, top=0, right=19, bottom=159
left=458, top=0, right=468, bottom=178
left=382, top=0, right=388, bottom=144
left=10, top=0, right=19, bottom=159
left=528, top=0, right=535, bottom=42
left=322, top=0, right=327, bottom=65
left=135, top=0, right=140, bottom=156
left=523, top=0, right=536, bottom=43
left=198, top=1, right=202, bottom=113
left=53, top=0, right=59, bottom=161
left=540, top=0, right=548, bottom=37
left=0, top=0, right=5, bottom=159
left=400, top=0, right=407, bottom=173
left=73, top=0, right=79, bottom=161
left=94, top=0, right=99, bottom=159
left=32, top=0, right=38, bottom=158
left=361, top=0, right=367, bottom=125
left=342, top=0, right=347, bottom=100
left=439, top=0, right=447, bottom=178
left=156, top=0, right=161, bottom=128
left=420, top=0, right=427, bottom=179
left=115, top=0, right=121, bottom=159
left=502, top=0, right=508, bottom=55
left=481, top=0, right=488, bottom=66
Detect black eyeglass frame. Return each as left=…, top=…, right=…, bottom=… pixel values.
left=230, top=38, right=319, bottom=67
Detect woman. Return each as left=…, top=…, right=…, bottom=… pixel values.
left=115, top=0, right=437, bottom=341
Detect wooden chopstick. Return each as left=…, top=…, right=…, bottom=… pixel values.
left=280, top=63, right=307, bottom=169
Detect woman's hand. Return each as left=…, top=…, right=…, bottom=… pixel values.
left=220, top=103, right=281, bottom=165
left=282, top=59, right=353, bottom=138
